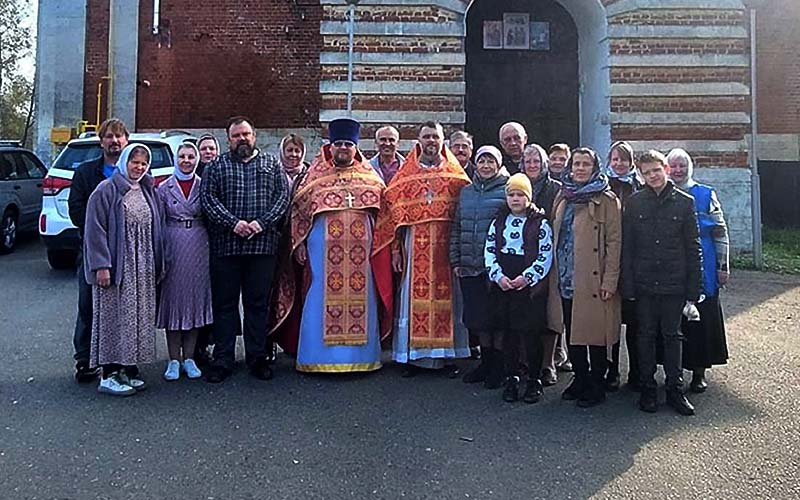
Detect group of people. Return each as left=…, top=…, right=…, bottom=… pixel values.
left=68, top=116, right=730, bottom=417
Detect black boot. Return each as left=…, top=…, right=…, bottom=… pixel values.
left=484, top=349, right=504, bottom=389
left=638, top=388, right=658, bottom=413
left=626, top=371, right=641, bottom=392
left=502, top=376, right=520, bottom=403
left=690, top=369, right=708, bottom=393
left=561, top=375, right=586, bottom=401
left=577, top=378, right=606, bottom=408
left=666, top=389, right=695, bottom=416
left=462, top=359, right=489, bottom=384
left=75, top=361, right=100, bottom=383
left=522, top=378, right=543, bottom=404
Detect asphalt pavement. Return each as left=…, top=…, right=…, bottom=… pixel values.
left=1, top=235, right=799, bottom=499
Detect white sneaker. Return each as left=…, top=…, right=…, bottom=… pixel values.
left=163, top=360, right=181, bottom=381
left=98, top=373, right=136, bottom=397
left=119, top=368, right=147, bottom=391
left=182, top=359, right=202, bottom=379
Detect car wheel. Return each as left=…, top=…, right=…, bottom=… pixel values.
left=0, top=210, right=17, bottom=255
left=47, top=250, right=78, bottom=270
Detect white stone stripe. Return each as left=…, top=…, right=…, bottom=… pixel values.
left=320, top=110, right=465, bottom=124
left=321, top=20, right=463, bottom=36
left=608, top=25, right=747, bottom=39
left=612, top=112, right=750, bottom=124
left=607, top=0, right=746, bottom=17
left=321, top=80, right=466, bottom=95
left=611, top=83, right=750, bottom=97
left=321, top=0, right=467, bottom=14
left=321, top=51, right=466, bottom=65
left=610, top=54, right=749, bottom=67
left=625, top=140, right=747, bottom=152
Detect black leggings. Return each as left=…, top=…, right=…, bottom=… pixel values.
left=562, top=299, right=607, bottom=382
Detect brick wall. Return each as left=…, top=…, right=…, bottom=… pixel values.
left=82, top=0, right=109, bottom=123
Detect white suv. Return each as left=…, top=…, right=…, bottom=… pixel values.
left=39, top=131, right=195, bottom=269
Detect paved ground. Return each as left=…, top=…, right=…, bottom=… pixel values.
left=1, top=235, right=799, bottom=500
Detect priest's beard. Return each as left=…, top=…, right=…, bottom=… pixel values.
left=333, top=152, right=354, bottom=168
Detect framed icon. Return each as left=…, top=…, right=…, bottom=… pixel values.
left=530, top=21, right=551, bottom=51
left=483, top=20, right=503, bottom=50
left=503, top=13, right=530, bottom=50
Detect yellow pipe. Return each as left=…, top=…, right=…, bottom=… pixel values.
left=96, top=76, right=111, bottom=127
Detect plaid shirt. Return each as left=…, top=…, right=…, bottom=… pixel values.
left=201, top=150, right=290, bottom=257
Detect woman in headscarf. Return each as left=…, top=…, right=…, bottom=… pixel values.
left=279, top=133, right=308, bottom=195
left=603, top=141, right=644, bottom=391
left=195, top=133, right=220, bottom=178
left=522, top=143, right=569, bottom=386
left=667, top=147, right=729, bottom=393
left=156, top=142, right=213, bottom=381
left=547, top=147, right=622, bottom=408
left=83, top=143, right=165, bottom=396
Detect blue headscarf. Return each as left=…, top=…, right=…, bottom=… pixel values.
left=174, top=142, right=199, bottom=181
left=116, top=143, right=152, bottom=183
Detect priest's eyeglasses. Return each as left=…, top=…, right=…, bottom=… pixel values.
left=332, top=140, right=356, bottom=148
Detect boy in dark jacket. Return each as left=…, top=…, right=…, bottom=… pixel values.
left=450, top=145, right=508, bottom=387
left=485, top=173, right=554, bottom=404
left=623, top=150, right=702, bottom=416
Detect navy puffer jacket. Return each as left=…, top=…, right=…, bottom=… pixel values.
left=449, top=172, right=509, bottom=276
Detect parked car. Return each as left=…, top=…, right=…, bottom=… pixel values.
left=39, top=130, right=195, bottom=269
left=0, top=142, right=49, bottom=254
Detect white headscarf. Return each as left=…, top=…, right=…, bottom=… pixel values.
left=666, top=148, right=696, bottom=190
left=174, top=142, right=200, bottom=181
left=116, top=143, right=152, bottom=183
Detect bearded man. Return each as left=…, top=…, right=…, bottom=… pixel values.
left=270, top=118, right=392, bottom=372
left=201, top=116, right=290, bottom=383
left=373, top=121, right=471, bottom=376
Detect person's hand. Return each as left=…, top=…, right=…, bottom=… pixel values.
left=96, top=268, right=111, bottom=288
left=600, top=289, right=615, bottom=301
left=509, top=276, right=528, bottom=290
left=498, top=276, right=513, bottom=291
left=248, top=220, right=263, bottom=234
left=295, top=244, right=307, bottom=265
left=453, top=266, right=461, bottom=278
left=718, top=270, right=730, bottom=286
left=234, top=220, right=254, bottom=238
left=392, top=251, right=403, bottom=273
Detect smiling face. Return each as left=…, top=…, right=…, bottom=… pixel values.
left=475, top=153, right=499, bottom=180
left=375, top=127, right=399, bottom=158
left=548, top=149, right=568, bottom=176
left=609, top=147, right=632, bottom=176
left=570, top=152, right=595, bottom=184
left=177, top=146, right=197, bottom=175
left=450, top=137, right=473, bottom=166
left=641, top=161, right=669, bottom=191
left=126, top=150, right=149, bottom=182
left=523, top=149, right=543, bottom=181
left=198, top=138, right=218, bottom=164
left=419, top=125, right=444, bottom=159
left=282, top=142, right=303, bottom=170
left=667, top=156, right=690, bottom=185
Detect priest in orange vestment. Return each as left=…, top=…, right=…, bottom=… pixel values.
left=373, top=122, right=472, bottom=375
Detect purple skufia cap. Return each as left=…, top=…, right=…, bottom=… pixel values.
left=328, top=118, right=361, bottom=145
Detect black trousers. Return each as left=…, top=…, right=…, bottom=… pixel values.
left=210, top=254, right=276, bottom=370
left=73, top=253, right=92, bottom=363
left=562, top=298, right=607, bottom=384
left=608, top=299, right=639, bottom=380
left=636, top=294, right=685, bottom=390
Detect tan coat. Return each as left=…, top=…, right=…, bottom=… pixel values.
left=547, top=190, right=622, bottom=346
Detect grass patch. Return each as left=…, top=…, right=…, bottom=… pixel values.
left=732, top=227, right=800, bottom=274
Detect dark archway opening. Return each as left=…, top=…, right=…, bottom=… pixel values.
left=465, top=0, right=580, bottom=150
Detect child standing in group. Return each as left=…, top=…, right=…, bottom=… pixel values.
left=484, top=174, right=554, bottom=403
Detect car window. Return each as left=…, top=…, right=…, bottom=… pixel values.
left=0, top=154, right=14, bottom=180
left=52, top=145, right=102, bottom=170
left=148, top=145, right=173, bottom=168
left=20, top=153, right=46, bottom=179
left=11, top=155, right=30, bottom=179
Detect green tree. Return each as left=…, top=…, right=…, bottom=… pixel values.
left=0, top=0, right=34, bottom=145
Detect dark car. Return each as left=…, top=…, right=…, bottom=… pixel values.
left=0, top=142, right=48, bottom=254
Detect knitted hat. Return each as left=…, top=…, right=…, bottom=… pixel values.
left=506, top=173, right=532, bottom=200
left=475, top=145, right=503, bottom=167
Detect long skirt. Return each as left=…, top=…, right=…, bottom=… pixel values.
left=682, top=295, right=728, bottom=369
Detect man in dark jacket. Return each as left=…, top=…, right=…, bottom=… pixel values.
left=623, top=149, right=702, bottom=416
left=67, top=118, right=129, bottom=382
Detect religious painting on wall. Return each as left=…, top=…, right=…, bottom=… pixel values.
left=503, top=13, right=530, bottom=50
left=530, top=21, right=551, bottom=51
left=483, top=20, right=503, bottom=49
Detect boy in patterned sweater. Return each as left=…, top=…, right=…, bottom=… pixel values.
left=485, top=173, right=554, bottom=403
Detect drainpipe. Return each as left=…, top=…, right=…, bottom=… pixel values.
left=750, top=9, right=763, bottom=269
left=152, top=0, right=161, bottom=35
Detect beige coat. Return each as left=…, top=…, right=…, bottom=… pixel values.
left=547, top=190, right=622, bottom=346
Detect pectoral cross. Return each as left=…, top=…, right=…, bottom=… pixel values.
left=425, top=189, right=434, bottom=205
left=344, top=191, right=356, bottom=208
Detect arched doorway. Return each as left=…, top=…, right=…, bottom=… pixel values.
left=466, top=0, right=580, bottom=150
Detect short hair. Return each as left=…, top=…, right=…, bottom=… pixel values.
left=419, top=121, right=444, bottom=136
left=98, top=118, right=129, bottom=139
left=549, top=143, right=571, bottom=156
left=666, top=148, right=693, bottom=170
left=375, top=126, right=400, bottom=141
left=450, top=130, right=473, bottom=147
left=226, top=116, right=254, bottom=136
left=570, top=147, right=600, bottom=169
left=638, top=149, right=668, bottom=166
left=281, top=133, right=305, bottom=151
left=499, top=122, right=526, bottom=140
